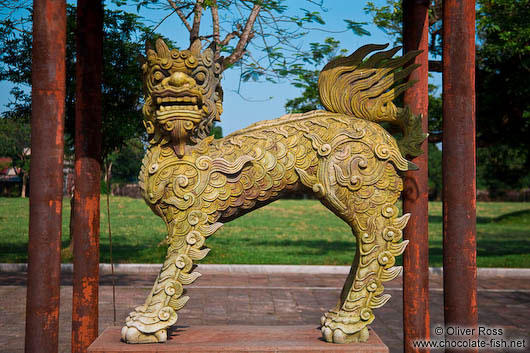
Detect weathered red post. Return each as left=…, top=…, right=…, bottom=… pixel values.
left=71, top=0, right=103, bottom=352
left=25, top=0, right=66, bottom=352
left=402, top=1, right=430, bottom=352
left=442, top=1, right=478, bottom=352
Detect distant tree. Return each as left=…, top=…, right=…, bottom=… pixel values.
left=107, top=138, right=146, bottom=183
left=475, top=0, right=530, bottom=147
left=474, top=0, right=530, bottom=193
left=428, top=143, right=442, bottom=199
left=0, top=114, right=30, bottom=197
left=113, top=0, right=370, bottom=84
left=0, top=5, right=158, bottom=165
left=476, top=144, right=530, bottom=195
left=1, top=4, right=160, bottom=255
left=210, top=122, right=223, bottom=139
left=365, top=0, right=442, bottom=66
left=281, top=37, right=348, bottom=113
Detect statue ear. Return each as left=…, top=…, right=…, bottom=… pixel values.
left=190, top=39, right=202, bottom=56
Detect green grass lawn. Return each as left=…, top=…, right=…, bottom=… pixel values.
left=0, top=197, right=528, bottom=267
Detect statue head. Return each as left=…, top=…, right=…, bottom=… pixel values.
left=141, top=38, right=223, bottom=157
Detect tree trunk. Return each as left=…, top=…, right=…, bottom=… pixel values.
left=21, top=171, right=27, bottom=198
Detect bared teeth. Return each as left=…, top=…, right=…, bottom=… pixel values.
left=156, top=96, right=201, bottom=105
left=155, top=93, right=202, bottom=114
left=157, top=105, right=201, bottom=112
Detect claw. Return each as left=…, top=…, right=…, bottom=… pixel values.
left=332, top=328, right=346, bottom=343
left=321, top=321, right=370, bottom=343
left=121, top=325, right=167, bottom=344
left=321, top=326, right=333, bottom=342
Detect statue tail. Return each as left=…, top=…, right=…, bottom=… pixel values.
left=318, top=44, right=428, bottom=158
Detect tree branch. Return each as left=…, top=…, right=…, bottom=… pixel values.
left=167, top=0, right=192, bottom=32
left=222, top=3, right=261, bottom=69
left=190, top=0, right=203, bottom=43
left=1, top=22, right=30, bottom=35
left=210, top=0, right=221, bottom=59
left=152, top=7, right=178, bottom=33
left=256, top=17, right=275, bottom=71
left=220, top=30, right=238, bottom=46
left=430, top=0, right=442, bottom=25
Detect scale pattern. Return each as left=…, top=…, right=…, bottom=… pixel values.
left=121, top=40, right=425, bottom=344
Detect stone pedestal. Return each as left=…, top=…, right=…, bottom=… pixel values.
left=88, top=326, right=389, bottom=353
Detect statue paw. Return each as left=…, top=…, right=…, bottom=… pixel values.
left=320, top=308, right=339, bottom=326
left=121, top=305, right=178, bottom=344
left=121, top=326, right=167, bottom=343
left=320, top=316, right=369, bottom=344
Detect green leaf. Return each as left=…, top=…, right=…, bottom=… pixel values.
left=344, top=20, right=370, bottom=36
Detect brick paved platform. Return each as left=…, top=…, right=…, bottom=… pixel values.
left=88, top=326, right=388, bottom=353
left=1, top=270, right=529, bottom=353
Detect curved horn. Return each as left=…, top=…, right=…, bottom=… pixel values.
left=155, top=38, right=170, bottom=58
left=190, top=39, right=202, bottom=56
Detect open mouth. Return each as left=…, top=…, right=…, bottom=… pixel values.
left=153, top=89, right=204, bottom=117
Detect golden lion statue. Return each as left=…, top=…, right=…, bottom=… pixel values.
left=121, top=38, right=425, bottom=344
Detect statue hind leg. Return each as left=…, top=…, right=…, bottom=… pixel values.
left=121, top=210, right=221, bottom=343
left=320, top=199, right=409, bottom=343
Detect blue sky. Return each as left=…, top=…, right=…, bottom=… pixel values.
left=0, top=0, right=441, bottom=135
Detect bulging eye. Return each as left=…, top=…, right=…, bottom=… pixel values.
left=153, top=71, right=164, bottom=82
left=195, top=72, right=206, bottom=85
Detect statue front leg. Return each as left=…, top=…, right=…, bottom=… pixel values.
left=121, top=211, right=221, bottom=343
left=121, top=244, right=189, bottom=343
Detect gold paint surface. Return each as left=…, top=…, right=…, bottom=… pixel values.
left=121, top=40, right=425, bottom=344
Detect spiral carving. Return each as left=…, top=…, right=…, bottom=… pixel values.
left=164, top=280, right=183, bottom=297
left=124, top=42, right=422, bottom=345
left=158, top=307, right=176, bottom=322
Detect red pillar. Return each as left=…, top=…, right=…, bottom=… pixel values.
left=402, top=1, right=430, bottom=352
left=25, top=1, right=66, bottom=352
left=442, top=1, right=477, bottom=352
left=71, top=1, right=103, bottom=352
